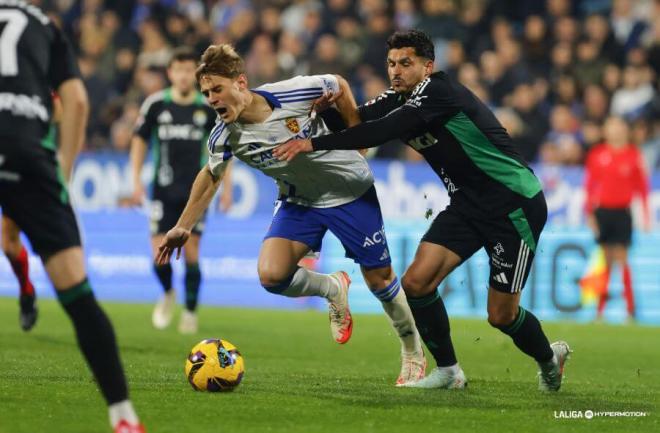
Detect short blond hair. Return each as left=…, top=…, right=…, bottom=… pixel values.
left=195, top=44, right=245, bottom=82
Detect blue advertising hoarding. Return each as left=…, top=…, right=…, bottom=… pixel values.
left=1, top=154, right=659, bottom=324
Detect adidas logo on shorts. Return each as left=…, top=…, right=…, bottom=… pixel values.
left=494, top=272, right=509, bottom=284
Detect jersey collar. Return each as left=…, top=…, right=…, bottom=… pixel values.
left=251, top=89, right=282, bottom=109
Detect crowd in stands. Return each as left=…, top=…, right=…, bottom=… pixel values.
left=35, top=0, right=660, bottom=170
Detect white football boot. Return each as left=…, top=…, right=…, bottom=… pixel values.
left=152, top=290, right=176, bottom=329
left=402, top=364, right=467, bottom=389
left=538, top=340, right=571, bottom=391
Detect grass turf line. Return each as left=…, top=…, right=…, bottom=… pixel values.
left=0, top=297, right=658, bottom=433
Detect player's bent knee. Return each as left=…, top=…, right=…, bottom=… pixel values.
left=487, top=308, right=518, bottom=328
left=259, top=267, right=295, bottom=294
left=401, top=272, right=434, bottom=298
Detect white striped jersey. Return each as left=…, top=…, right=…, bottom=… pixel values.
left=207, top=75, right=374, bottom=208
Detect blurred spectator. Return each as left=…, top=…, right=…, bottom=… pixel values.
left=522, top=15, right=552, bottom=76
left=480, top=50, right=514, bottom=106
left=540, top=104, right=583, bottom=165
left=335, top=16, right=366, bottom=72
left=509, top=83, right=550, bottom=162
left=610, top=0, right=647, bottom=53
left=360, top=12, right=393, bottom=80
left=245, top=34, right=282, bottom=86
left=583, top=84, right=610, bottom=123
left=308, top=34, right=349, bottom=77
left=393, top=0, right=417, bottom=30
left=584, top=13, right=624, bottom=65
left=610, top=66, right=655, bottom=120
left=416, top=0, right=465, bottom=43
left=573, top=39, right=608, bottom=89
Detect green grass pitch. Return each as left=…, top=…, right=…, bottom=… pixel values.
left=0, top=297, right=658, bottom=433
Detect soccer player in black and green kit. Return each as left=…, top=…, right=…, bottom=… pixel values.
left=0, top=1, right=144, bottom=431
left=275, top=30, right=570, bottom=391
left=130, top=48, right=222, bottom=334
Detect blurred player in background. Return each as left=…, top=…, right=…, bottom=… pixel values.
left=157, top=44, right=426, bottom=385
left=2, top=214, right=37, bottom=330
left=584, top=116, right=650, bottom=323
left=130, top=47, right=226, bottom=334
left=276, top=30, right=570, bottom=391
left=0, top=2, right=144, bottom=432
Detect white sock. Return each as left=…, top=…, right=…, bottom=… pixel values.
left=279, top=267, right=340, bottom=299
left=372, top=277, right=422, bottom=354
left=109, top=400, right=139, bottom=427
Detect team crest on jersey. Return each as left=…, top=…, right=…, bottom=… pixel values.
left=193, top=110, right=207, bottom=126
left=285, top=118, right=300, bottom=133
left=158, top=110, right=173, bottom=123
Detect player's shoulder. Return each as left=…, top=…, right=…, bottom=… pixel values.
left=209, top=119, right=228, bottom=143
left=139, top=89, right=168, bottom=113
left=256, top=75, right=330, bottom=106
left=363, top=88, right=399, bottom=106
left=413, top=72, right=450, bottom=94
left=1, top=1, right=51, bottom=24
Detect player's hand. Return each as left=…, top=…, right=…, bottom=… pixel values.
left=310, top=90, right=343, bottom=119
left=156, top=227, right=191, bottom=265
left=273, top=139, right=313, bottom=162
left=130, top=184, right=146, bottom=206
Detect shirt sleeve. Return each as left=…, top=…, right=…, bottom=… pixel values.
left=402, top=76, right=460, bottom=123
left=311, top=74, right=340, bottom=94
left=134, top=97, right=158, bottom=141
left=358, top=89, right=403, bottom=122
left=312, top=106, right=425, bottom=151
left=48, top=24, right=80, bottom=89
left=206, top=122, right=232, bottom=177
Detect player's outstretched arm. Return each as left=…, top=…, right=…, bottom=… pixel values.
left=274, top=107, right=425, bottom=162
left=156, top=167, right=223, bottom=264
left=129, top=135, right=148, bottom=205
left=57, top=78, right=89, bottom=181
left=332, top=75, right=361, bottom=128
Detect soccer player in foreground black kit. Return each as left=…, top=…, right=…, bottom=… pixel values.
left=130, top=48, right=221, bottom=334
left=0, top=2, right=144, bottom=431
left=275, top=30, right=570, bottom=391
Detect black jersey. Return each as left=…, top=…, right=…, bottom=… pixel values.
left=0, top=1, right=79, bottom=145
left=313, top=72, right=542, bottom=216
left=135, top=88, right=217, bottom=200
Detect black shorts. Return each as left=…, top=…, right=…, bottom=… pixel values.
left=422, top=192, right=547, bottom=294
left=594, top=207, right=632, bottom=246
left=150, top=195, right=206, bottom=236
left=0, top=140, right=81, bottom=259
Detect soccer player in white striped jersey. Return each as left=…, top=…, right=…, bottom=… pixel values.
left=156, top=44, right=425, bottom=385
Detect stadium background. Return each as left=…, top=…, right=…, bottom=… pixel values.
left=1, top=0, right=659, bottom=324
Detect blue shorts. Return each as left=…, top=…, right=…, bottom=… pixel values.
left=265, top=186, right=391, bottom=269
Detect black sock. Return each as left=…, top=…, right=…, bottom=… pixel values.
left=407, top=290, right=458, bottom=367
left=57, top=279, right=128, bottom=404
left=185, top=263, right=201, bottom=312
left=496, top=306, right=553, bottom=363
left=154, top=263, right=173, bottom=293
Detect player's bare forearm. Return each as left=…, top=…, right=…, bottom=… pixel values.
left=176, top=167, right=223, bottom=230
left=130, top=136, right=147, bottom=185
left=333, top=75, right=361, bottom=128
left=129, top=136, right=148, bottom=200
left=57, top=78, right=89, bottom=181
